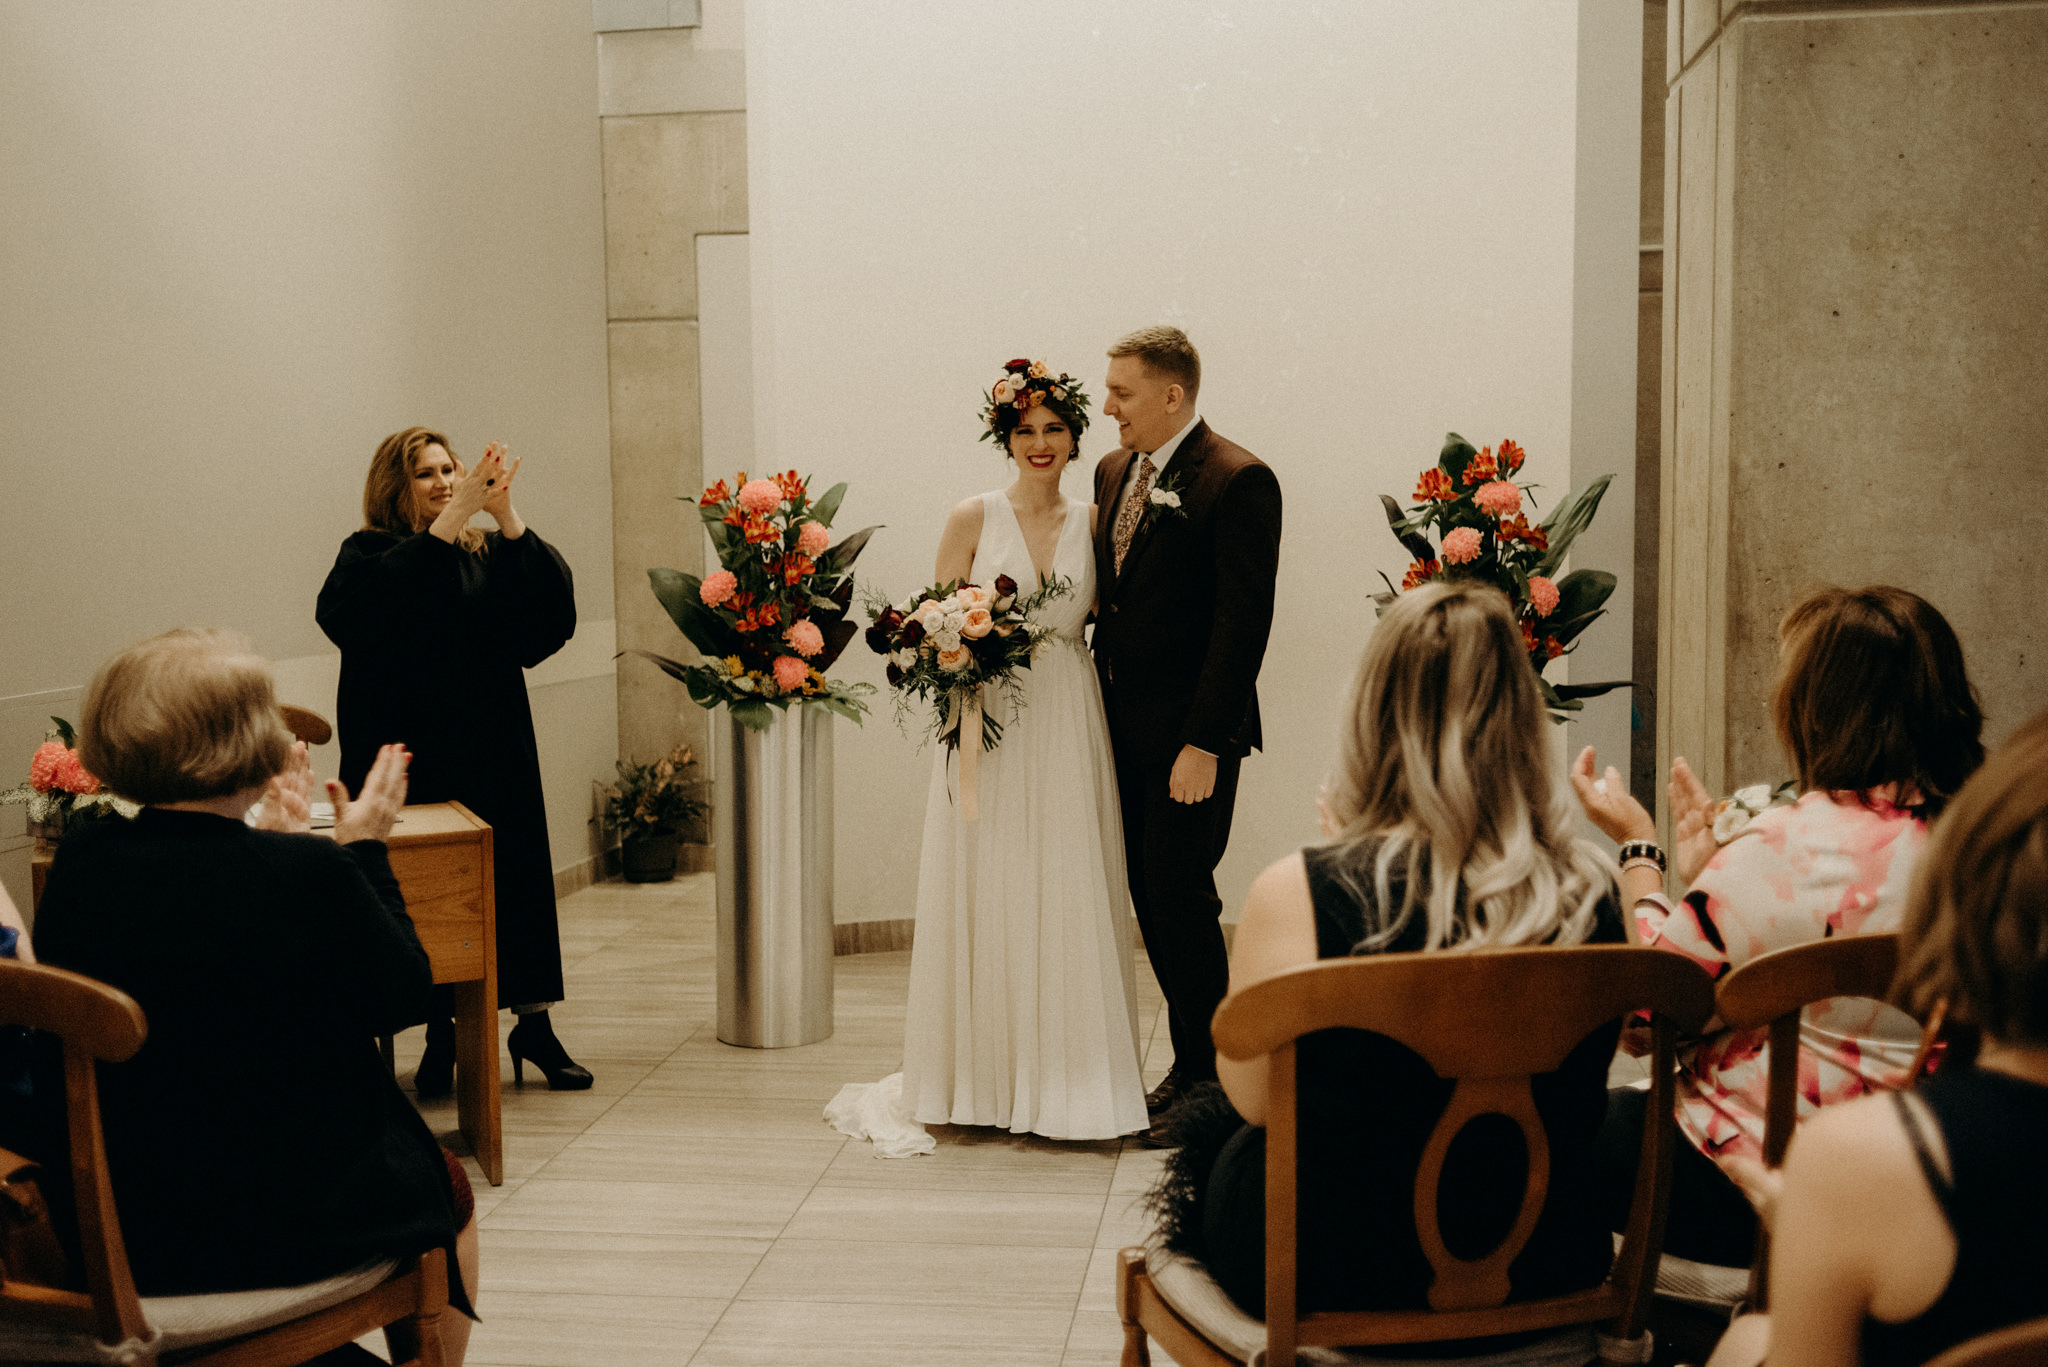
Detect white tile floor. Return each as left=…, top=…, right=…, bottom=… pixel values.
left=387, top=873, right=1172, bottom=1367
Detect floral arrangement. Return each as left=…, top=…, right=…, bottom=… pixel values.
left=1, top=718, right=137, bottom=832
left=864, top=574, right=1072, bottom=753
left=601, top=744, right=704, bottom=840
left=978, top=359, right=1092, bottom=444
left=1376, top=433, right=1627, bottom=717
left=628, top=471, right=878, bottom=731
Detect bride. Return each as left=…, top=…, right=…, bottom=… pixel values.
left=828, top=359, right=1150, bottom=1153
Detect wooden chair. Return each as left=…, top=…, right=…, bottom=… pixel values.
left=276, top=705, right=333, bottom=747
left=1713, top=931, right=1912, bottom=1310
left=1117, top=944, right=1716, bottom=1367
left=0, top=959, right=451, bottom=1367
left=1923, top=1316, right=2048, bottom=1367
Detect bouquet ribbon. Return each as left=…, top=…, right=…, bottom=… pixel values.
left=945, top=688, right=984, bottom=822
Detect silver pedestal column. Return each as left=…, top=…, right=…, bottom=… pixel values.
left=712, top=704, right=835, bottom=1047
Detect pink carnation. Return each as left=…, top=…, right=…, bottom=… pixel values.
left=1475, top=480, right=1521, bottom=517
left=737, top=479, right=783, bottom=515
left=785, top=619, right=825, bottom=658
left=796, top=521, right=831, bottom=557
left=53, top=751, right=100, bottom=795
left=1527, top=575, right=1560, bottom=617
left=28, top=741, right=67, bottom=793
left=771, top=655, right=810, bottom=691
left=1441, top=527, right=1484, bottom=565
left=700, top=570, right=738, bottom=607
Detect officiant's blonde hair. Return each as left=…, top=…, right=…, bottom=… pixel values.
left=1319, top=581, right=1611, bottom=953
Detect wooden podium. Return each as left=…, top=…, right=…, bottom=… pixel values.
left=383, top=802, right=503, bottom=1186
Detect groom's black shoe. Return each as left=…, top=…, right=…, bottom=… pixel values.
left=1145, top=1067, right=1195, bottom=1117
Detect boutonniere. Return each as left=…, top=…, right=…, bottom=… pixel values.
left=1142, top=466, right=1192, bottom=532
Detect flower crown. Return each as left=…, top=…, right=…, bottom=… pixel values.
left=977, top=358, right=1092, bottom=445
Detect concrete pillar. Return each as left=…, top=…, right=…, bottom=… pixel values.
left=597, top=26, right=747, bottom=851
left=1658, top=0, right=2048, bottom=802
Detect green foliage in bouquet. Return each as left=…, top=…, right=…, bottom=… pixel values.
left=1376, top=433, right=1630, bottom=718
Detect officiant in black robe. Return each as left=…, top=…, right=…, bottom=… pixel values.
left=317, top=425, right=591, bottom=1089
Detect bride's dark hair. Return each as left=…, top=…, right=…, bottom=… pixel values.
left=980, top=359, right=1091, bottom=461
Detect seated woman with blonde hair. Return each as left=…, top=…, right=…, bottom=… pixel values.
left=1150, top=581, right=1627, bottom=1334
left=31, top=629, right=478, bottom=1363
left=1706, top=709, right=2048, bottom=1366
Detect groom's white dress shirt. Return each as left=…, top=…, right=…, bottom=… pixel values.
left=1114, top=409, right=1201, bottom=512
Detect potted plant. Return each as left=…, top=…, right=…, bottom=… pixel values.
left=601, top=744, right=704, bottom=883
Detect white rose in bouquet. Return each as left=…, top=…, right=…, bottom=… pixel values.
left=931, top=628, right=962, bottom=652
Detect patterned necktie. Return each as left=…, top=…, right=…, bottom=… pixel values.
left=1111, top=455, right=1157, bottom=575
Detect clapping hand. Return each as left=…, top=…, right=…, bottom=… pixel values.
left=329, top=743, right=410, bottom=845
left=252, top=740, right=316, bottom=833
left=1569, top=746, right=1657, bottom=845
left=1668, top=757, right=1719, bottom=885
left=478, top=442, right=521, bottom=522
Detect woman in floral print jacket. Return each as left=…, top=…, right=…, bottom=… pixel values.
left=1573, top=585, right=1985, bottom=1268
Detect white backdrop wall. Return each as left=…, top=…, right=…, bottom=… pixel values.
left=0, top=1, right=617, bottom=909
left=746, top=2, right=1633, bottom=925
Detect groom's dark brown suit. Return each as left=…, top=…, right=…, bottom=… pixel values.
left=1091, top=420, right=1281, bottom=1083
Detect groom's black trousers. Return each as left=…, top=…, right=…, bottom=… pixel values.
left=1113, top=746, right=1241, bottom=1084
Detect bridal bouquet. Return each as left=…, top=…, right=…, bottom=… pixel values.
left=1376, top=433, right=1627, bottom=717
left=863, top=574, right=1071, bottom=755
left=630, top=471, right=878, bottom=731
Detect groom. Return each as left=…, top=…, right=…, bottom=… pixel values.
left=1091, top=326, right=1282, bottom=1144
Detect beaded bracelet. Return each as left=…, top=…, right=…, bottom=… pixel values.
left=1616, top=840, right=1666, bottom=872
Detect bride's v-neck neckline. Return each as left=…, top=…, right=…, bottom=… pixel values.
left=997, top=490, right=1073, bottom=587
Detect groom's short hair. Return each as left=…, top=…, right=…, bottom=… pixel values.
left=1108, top=326, right=1201, bottom=400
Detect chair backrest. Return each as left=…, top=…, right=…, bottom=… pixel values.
left=1211, top=944, right=1715, bottom=1365
left=1922, top=1316, right=2048, bottom=1367
left=1714, top=931, right=1911, bottom=1310
left=278, top=704, right=333, bottom=747
left=1714, top=932, right=1903, bottom=1168
left=0, top=959, right=152, bottom=1352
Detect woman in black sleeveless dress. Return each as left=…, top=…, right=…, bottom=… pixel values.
left=1704, top=710, right=2048, bottom=1367
left=1151, top=581, right=1625, bottom=1335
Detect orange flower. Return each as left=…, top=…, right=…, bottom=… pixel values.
left=1498, top=514, right=1549, bottom=550
left=777, top=553, right=816, bottom=585
left=1498, top=439, right=1527, bottom=475
left=742, top=515, right=781, bottom=544
left=722, top=507, right=745, bottom=529
left=773, top=470, right=807, bottom=502
left=700, top=478, right=731, bottom=507
left=1463, top=447, right=1498, bottom=485
left=1413, top=468, right=1456, bottom=503
left=1400, top=558, right=1440, bottom=590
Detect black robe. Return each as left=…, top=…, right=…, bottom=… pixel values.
left=317, top=527, right=576, bottom=1008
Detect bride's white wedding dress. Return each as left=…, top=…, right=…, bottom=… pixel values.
left=827, top=489, right=1149, bottom=1154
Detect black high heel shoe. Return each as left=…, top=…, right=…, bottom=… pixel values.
left=414, top=1016, right=455, bottom=1098
left=506, top=1010, right=594, bottom=1090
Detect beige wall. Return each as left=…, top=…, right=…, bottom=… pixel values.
left=0, top=1, right=617, bottom=908
left=1659, top=0, right=2048, bottom=802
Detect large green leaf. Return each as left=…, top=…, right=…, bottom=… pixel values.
left=620, top=648, right=701, bottom=687
left=1379, top=494, right=1435, bottom=562
left=1534, top=474, right=1614, bottom=577
left=809, top=481, right=848, bottom=528
left=648, top=568, right=744, bottom=659
left=1549, top=569, right=1616, bottom=623
left=1438, top=432, right=1478, bottom=478
left=729, top=698, right=777, bottom=731
left=1548, top=608, right=1607, bottom=649
left=1552, top=678, right=1633, bottom=701
left=815, top=525, right=880, bottom=579
left=814, top=620, right=860, bottom=671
